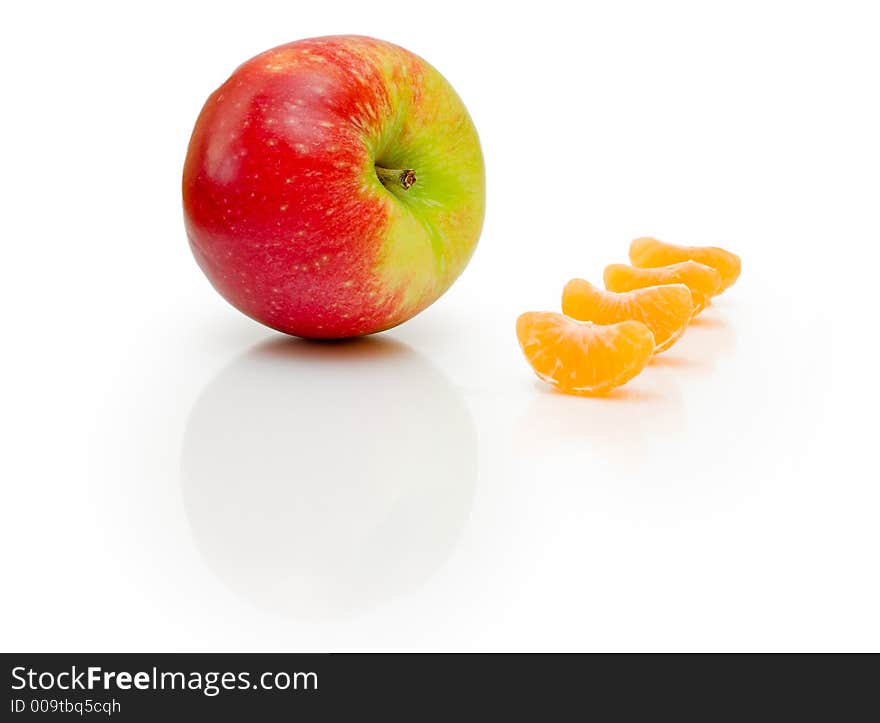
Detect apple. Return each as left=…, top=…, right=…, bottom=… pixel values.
left=183, top=35, right=485, bottom=338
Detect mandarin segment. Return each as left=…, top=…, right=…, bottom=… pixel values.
left=629, top=237, right=741, bottom=293
left=516, top=312, right=655, bottom=396
left=603, top=261, right=721, bottom=314
left=562, top=279, right=693, bottom=353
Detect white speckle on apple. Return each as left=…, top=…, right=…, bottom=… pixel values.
left=294, top=143, right=307, bottom=154
left=279, top=204, right=289, bottom=212
left=342, top=280, right=354, bottom=288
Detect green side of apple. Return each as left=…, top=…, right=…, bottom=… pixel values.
left=367, top=57, right=485, bottom=315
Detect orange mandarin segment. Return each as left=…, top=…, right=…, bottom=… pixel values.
left=629, top=236, right=741, bottom=293
left=562, top=279, right=693, bottom=353
left=603, top=261, right=721, bottom=314
left=516, top=312, right=655, bottom=396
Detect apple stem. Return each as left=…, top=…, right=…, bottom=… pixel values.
left=376, top=166, right=416, bottom=191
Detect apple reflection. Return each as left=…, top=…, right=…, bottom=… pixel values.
left=181, top=336, right=477, bottom=619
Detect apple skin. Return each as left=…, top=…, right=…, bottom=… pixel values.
left=183, top=35, right=485, bottom=338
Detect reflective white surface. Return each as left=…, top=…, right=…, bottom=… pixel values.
left=2, top=0, right=879, bottom=651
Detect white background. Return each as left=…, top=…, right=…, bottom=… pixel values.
left=2, top=1, right=878, bottom=651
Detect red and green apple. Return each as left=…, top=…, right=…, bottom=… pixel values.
left=183, top=35, right=485, bottom=338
